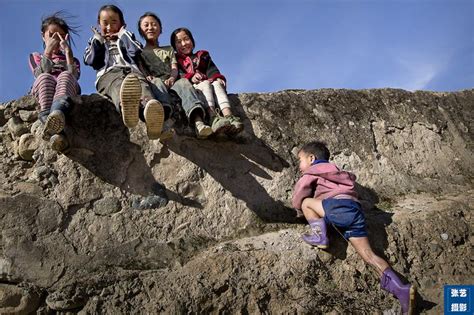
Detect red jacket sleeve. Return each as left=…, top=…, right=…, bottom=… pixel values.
left=292, top=174, right=316, bottom=210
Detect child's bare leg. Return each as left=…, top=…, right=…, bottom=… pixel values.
left=301, top=198, right=325, bottom=220
left=349, top=236, right=389, bottom=277
left=221, top=107, right=232, bottom=117
left=350, top=236, right=415, bottom=314
left=301, top=198, right=329, bottom=248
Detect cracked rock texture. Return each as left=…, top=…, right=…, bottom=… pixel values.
left=0, top=89, right=472, bottom=314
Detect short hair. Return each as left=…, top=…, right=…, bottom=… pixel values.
left=299, top=141, right=330, bottom=160
left=170, top=27, right=195, bottom=51
left=41, top=11, right=79, bottom=47
left=138, top=12, right=162, bottom=39
left=97, top=4, right=125, bottom=26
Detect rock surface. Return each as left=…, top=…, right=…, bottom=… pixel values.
left=0, top=89, right=472, bottom=313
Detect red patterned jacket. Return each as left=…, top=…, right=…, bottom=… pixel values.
left=176, top=50, right=226, bottom=83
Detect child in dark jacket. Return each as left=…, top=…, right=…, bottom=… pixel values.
left=292, top=141, right=415, bottom=315
left=84, top=4, right=166, bottom=140
left=171, top=27, right=244, bottom=136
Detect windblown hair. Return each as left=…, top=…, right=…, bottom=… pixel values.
left=41, top=11, right=79, bottom=47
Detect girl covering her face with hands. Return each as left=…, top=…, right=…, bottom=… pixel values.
left=28, top=11, right=81, bottom=152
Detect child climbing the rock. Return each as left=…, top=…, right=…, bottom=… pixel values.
left=29, top=12, right=80, bottom=152
left=292, top=141, right=415, bottom=315
left=137, top=13, right=215, bottom=139
left=84, top=4, right=166, bottom=140
left=171, top=27, right=244, bottom=136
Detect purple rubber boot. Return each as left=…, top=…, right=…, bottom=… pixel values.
left=381, top=268, right=416, bottom=315
left=301, top=218, right=329, bottom=249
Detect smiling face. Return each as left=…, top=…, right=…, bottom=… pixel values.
left=174, top=30, right=194, bottom=55
left=99, top=9, right=122, bottom=39
left=139, top=16, right=161, bottom=43
left=297, top=150, right=315, bottom=174
left=42, top=23, right=67, bottom=54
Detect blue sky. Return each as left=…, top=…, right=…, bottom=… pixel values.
left=0, top=0, right=473, bottom=103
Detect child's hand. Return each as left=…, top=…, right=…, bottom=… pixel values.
left=216, top=78, right=226, bottom=88
left=164, top=77, right=176, bottom=88
left=191, top=72, right=203, bottom=84
left=146, top=75, right=155, bottom=82
left=91, top=26, right=104, bottom=41
left=91, top=26, right=100, bottom=35
left=44, top=32, right=61, bottom=57
left=58, top=33, right=71, bottom=54
left=107, top=26, right=125, bottom=40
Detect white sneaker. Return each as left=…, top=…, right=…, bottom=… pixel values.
left=195, top=121, right=213, bottom=139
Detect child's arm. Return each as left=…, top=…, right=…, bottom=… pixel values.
left=135, top=53, right=152, bottom=79
left=292, top=175, right=316, bottom=210
left=29, top=53, right=50, bottom=78
left=204, top=52, right=226, bottom=83
left=164, top=63, right=178, bottom=88
left=117, top=27, right=143, bottom=60
left=58, top=33, right=80, bottom=80
left=84, top=27, right=106, bottom=70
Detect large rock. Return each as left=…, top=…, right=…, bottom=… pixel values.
left=0, top=89, right=472, bottom=314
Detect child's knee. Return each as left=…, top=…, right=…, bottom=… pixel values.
left=211, top=80, right=224, bottom=88
left=301, top=198, right=316, bottom=210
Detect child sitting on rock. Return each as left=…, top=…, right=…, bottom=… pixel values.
left=84, top=4, right=166, bottom=140
left=137, top=12, right=213, bottom=139
left=29, top=12, right=80, bottom=152
left=292, top=141, right=415, bottom=314
left=171, top=27, right=244, bottom=136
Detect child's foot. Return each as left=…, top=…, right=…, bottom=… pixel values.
left=225, top=115, right=244, bottom=135
left=50, top=134, right=69, bottom=153
left=381, top=269, right=416, bottom=315
left=120, top=74, right=141, bottom=128
left=210, top=115, right=231, bottom=134
left=144, top=99, right=164, bottom=140
left=301, top=218, right=329, bottom=249
left=195, top=121, right=213, bottom=139
left=301, top=232, right=329, bottom=249
left=43, top=110, right=66, bottom=139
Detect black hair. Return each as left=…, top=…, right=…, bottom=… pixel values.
left=299, top=141, right=330, bottom=160
left=170, top=27, right=195, bottom=51
left=97, top=4, right=125, bottom=26
left=41, top=11, right=79, bottom=47
left=137, top=12, right=162, bottom=39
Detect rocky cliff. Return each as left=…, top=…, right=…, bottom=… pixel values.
left=0, top=88, right=472, bottom=314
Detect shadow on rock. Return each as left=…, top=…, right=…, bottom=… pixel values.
left=162, top=94, right=296, bottom=223
left=62, top=94, right=199, bottom=208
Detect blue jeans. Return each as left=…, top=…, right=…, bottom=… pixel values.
left=38, top=96, right=74, bottom=123
left=323, top=198, right=368, bottom=239
left=169, top=78, right=206, bottom=121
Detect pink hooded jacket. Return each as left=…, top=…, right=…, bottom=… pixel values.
left=292, top=162, right=359, bottom=210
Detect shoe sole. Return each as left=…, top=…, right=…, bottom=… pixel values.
left=213, top=123, right=232, bottom=134
left=120, top=74, right=141, bottom=128
left=44, top=111, right=65, bottom=135
left=144, top=100, right=164, bottom=140
left=226, top=123, right=244, bottom=136
left=408, top=286, right=416, bottom=315
left=316, top=244, right=329, bottom=249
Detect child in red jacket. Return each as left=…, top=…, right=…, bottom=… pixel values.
left=293, top=141, right=415, bottom=314
left=171, top=27, right=243, bottom=136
